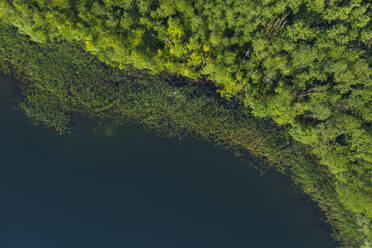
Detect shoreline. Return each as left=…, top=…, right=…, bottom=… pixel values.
left=0, top=22, right=367, bottom=247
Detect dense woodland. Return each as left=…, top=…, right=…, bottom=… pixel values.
left=0, top=0, right=371, bottom=247
left=0, top=21, right=368, bottom=247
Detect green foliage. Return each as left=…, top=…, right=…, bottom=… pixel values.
left=19, top=88, right=71, bottom=135
left=0, top=0, right=371, bottom=245
left=0, top=21, right=371, bottom=248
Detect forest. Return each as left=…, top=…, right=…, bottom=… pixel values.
left=0, top=0, right=371, bottom=247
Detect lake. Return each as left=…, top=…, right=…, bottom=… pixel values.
left=0, top=73, right=335, bottom=248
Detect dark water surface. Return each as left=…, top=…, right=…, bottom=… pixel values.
left=0, top=73, right=335, bottom=248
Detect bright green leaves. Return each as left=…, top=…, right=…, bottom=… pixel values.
left=287, top=21, right=317, bottom=42
left=336, top=181, right=372, bottom=218
left=289, top=122, right=319, bottom=145
left=1, top=0, right=371, bottom=224
left=305, top=0, right=325, bottom=13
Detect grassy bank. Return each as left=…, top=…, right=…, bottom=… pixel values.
left=0, top=22, right=370, bottom=247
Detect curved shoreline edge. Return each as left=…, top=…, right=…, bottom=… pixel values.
left=0, top=22, right=370, bottom=247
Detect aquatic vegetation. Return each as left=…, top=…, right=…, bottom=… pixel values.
left=0, top=0, right=371, bottom=245
left=103, top=125, right=115, bottom=138
left=0, top=1, right=370, bottom=227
